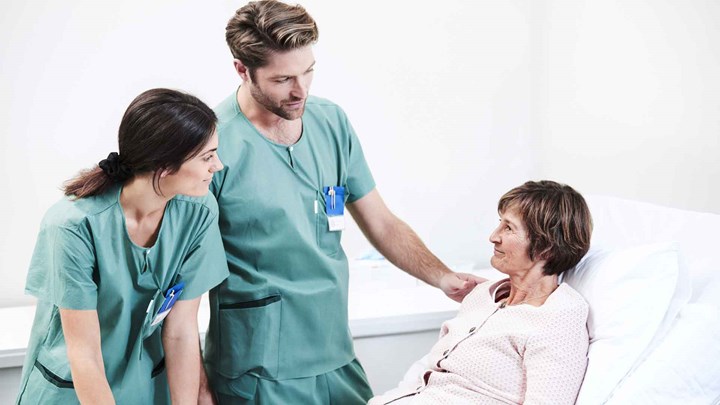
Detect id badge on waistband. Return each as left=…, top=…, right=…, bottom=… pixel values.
left=150, top=281, right=185, bottom=326
left=323, top=186, right=345, bottom=232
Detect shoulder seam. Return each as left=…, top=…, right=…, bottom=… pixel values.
left=171, top=196, right=218, bottom=216
left=54, top=200, right=117, bottom=231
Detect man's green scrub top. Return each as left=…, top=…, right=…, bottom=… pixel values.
left=204, top=93, right=376, bottom=397
left=16, top=185, right=229, bottom=404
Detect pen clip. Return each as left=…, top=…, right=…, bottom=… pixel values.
left=329, top=187, right=336, bottom=210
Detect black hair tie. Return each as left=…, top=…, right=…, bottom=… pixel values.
left=98, top=152, right=134, bottom=182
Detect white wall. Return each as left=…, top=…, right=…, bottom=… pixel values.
left=0, top=1, right=533, bottom=306
left=532, top=0, right=720, bottom=213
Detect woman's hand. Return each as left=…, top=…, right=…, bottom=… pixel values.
left=198, top=361, right=217, bottom=405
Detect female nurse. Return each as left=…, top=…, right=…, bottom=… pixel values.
left=15, top=88, right=229, bottom=404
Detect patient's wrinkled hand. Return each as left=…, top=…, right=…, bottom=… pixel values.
left=440, top=272, right=486, bottom=302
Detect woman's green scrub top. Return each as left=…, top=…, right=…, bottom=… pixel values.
left=15, top=185, right=229, bottom=404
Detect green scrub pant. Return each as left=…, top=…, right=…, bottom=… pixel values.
left=216, top=358, right=373, bottom=405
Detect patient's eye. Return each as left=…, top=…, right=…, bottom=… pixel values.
left=498, top=218, right=512, bottom=232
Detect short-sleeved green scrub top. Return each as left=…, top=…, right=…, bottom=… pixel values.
left=204, top=92, right=376, bottom=399
left=15, top=185, right=229, bottom=404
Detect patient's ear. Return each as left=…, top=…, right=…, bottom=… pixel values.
left=533, top=245, right=553, bottom=262
left=534, top=248, right=551, bottom=270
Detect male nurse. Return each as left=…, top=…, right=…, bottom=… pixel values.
left=201, top=1, right=484, bottom=403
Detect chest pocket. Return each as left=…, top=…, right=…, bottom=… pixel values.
left=140, top=289, right=166, bottom=340
left=315, top=186, right=348, bottom=257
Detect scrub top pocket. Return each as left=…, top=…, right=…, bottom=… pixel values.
left=141, top=289, right=166, bottom=340
left=18, top=361, right=78, bottom=404
left=216, top=294, right=282, bottom=379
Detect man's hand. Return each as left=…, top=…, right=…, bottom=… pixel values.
left=439, top=272, right=486, bottom=303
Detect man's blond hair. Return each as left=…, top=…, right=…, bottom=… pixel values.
left=226, top=0, right=318, bottom=77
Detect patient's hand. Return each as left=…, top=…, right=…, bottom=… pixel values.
left=440, top=272, right=486, bottom=302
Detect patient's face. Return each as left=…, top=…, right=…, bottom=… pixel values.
left=489, top=207, right=536, bottom=275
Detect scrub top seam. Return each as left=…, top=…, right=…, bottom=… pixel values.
left=51, top=200, right=118, bottom=231
left=172, top=197, right=218, bottom=215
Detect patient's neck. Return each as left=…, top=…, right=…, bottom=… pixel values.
left=504, top=268, right=559, bottom=307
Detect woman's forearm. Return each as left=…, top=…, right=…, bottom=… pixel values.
left=162, top=297, right=203, bottom=405
left=68, top=355, right=115, bottom=404
left=163, top=329, right=201, bottom=404
left=60, top=309, right=115, bottom=404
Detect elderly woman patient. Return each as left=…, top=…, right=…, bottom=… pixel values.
left=370, top=180, right=592, bottom=405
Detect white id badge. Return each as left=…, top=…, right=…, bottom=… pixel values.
left=151, top=308, right=171, bottom=327
left=328, top=214, right=345, bottom=231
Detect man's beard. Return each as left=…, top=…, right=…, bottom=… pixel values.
left=249, top=84, right=305, bottom=120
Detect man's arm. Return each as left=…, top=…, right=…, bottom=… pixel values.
left=347, top=189, right=484, bottom=302
left=162, top=297, right=202, bottom=405
left=60, top=309, right=116, bottom=404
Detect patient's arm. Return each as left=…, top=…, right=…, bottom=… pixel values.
left=397, top=353, right=431, bottom=391
left=368, top=353, right=431, bottom=405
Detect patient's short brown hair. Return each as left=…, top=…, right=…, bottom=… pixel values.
left=498, top=180, right=592, bottom=275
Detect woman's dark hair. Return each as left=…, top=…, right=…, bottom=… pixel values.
left=64, top=88, right=217, bottom=198
left=498, top=180, right=593, bottom=276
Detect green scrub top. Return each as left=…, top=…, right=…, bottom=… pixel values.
left=16, top=185, right=229, bottom=404
left=204, top=92, right=375, bottom=398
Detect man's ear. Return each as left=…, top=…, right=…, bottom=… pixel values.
left=233, top=59, right=251, bottom=82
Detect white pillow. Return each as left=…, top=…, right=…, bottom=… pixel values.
left=585, top=195, right=718, bottom=302
left=606, top=275, right=720, bottom=403
left=562, top=242, right=680, bottom=405
left=605, top=303, right=720, bottom=404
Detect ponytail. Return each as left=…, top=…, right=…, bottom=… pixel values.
left=63, top=166, right=115, bottom=198
left=63, top=152, right=134, bottom=198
